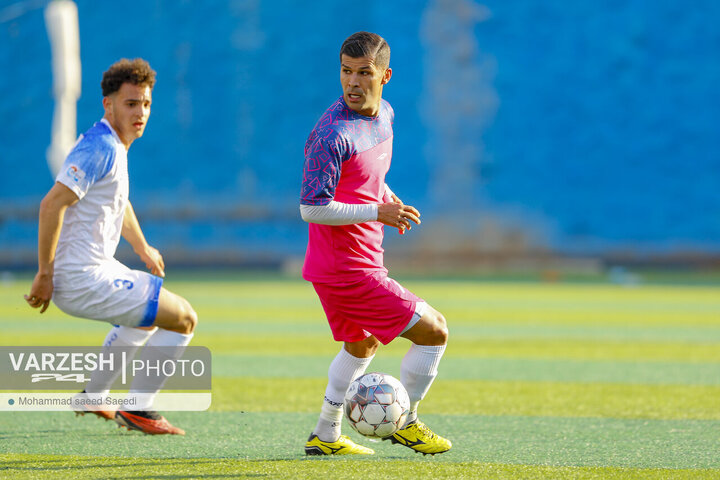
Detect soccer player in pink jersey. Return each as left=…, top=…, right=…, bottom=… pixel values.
left=301, top=32, right=452, bottom=456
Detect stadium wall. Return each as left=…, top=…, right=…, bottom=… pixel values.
left=1, top=0, right=719, bottom=270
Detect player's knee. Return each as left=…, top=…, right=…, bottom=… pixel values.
left=177, top=302, right=198, bottom=335
left=428, top=311, right=448, bottom=345
left=345, top=337, right=380, bottom=358
left=364, top=339, right=380, bottom=356
left=183, top=306, right=198, bottom=334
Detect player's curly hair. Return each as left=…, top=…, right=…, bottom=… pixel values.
left=340, top=31, right=390, bottom=69
left=101, top=58, right=156, bottom=97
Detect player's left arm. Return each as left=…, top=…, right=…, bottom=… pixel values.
left=377, top=183, right=421, bottom=234
left=121, top=202, right=165, bottom=277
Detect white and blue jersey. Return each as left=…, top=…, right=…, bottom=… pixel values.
left=52, top=119, right=162, bottom=327
left=55, top=119, right=128, bottom=270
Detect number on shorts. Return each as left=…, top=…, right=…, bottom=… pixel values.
left=113, top=279, right=134, bottom=290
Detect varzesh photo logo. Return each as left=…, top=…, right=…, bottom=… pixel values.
left=0, top=346, right=211, bottom=411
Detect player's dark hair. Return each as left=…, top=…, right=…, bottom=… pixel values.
left=340, top=31, right=390, bottom=69
left=101, top=58, right=156, bottom=97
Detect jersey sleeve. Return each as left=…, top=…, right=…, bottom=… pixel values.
left=55, top=138, right=116, bottom=200
left=299, top=201, right=377, bottom=225
left=300, top=135, right=347, bottom=206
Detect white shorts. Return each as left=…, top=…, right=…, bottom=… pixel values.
left=53, top=260, right=163, bottom=327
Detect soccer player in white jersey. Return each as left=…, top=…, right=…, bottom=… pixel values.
left=25, top=58, right=195, bottom=435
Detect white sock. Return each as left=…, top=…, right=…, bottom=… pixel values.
left=401, top=344, right=446, bottom=426
left=84, top=326, right=156, bottom=400
left=127, top=329, right=194, bottom=410
left=314, top=347, right=374, bottom=442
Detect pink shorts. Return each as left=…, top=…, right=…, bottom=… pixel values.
left=312, top=271, right=423, bottom=345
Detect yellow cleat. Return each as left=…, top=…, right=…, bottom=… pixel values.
left=304, top=433, right=375, bottom=456
left=386, top=420, right=452, bottom=455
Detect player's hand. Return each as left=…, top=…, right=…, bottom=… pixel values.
left=25, top=272, right=53, bottom=313
left=377, top=201, right=421, bottom=234
left=138, top=245, right=166, bottom=277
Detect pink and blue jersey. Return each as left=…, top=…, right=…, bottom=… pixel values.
left=301, top=97, right=395, bottom=283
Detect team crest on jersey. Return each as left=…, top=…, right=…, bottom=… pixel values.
left=66, top=165, right=86, bottom=183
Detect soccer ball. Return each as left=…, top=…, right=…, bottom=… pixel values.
left=344, top=372, right=410, bottom=438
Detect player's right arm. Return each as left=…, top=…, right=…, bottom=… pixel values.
left=25, top=182, right=79, bottom=313
left=300, top=201, right=420, bottom=233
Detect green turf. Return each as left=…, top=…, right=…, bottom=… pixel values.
left=1, top=275, right=719, bottom=478
left=213, top=354, right=720, bottom=384
left=5, top=454, right=719, bottom=480
left=1, top=412, right=719, bottom=469
left=206, top=377, right=720, bottom=420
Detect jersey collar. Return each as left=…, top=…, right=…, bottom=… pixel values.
left=100, top=118, right=123, bottom=145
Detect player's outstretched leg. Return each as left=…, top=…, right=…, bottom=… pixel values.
left=114, top=329, right=192, bottom=435
left=305, top=343, right=376, bottom=455
left=75, top=326, right=156, bottom=423
left=114, top=288, right=196, bottom=435
left=389, top=304, right=452, bottom=455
